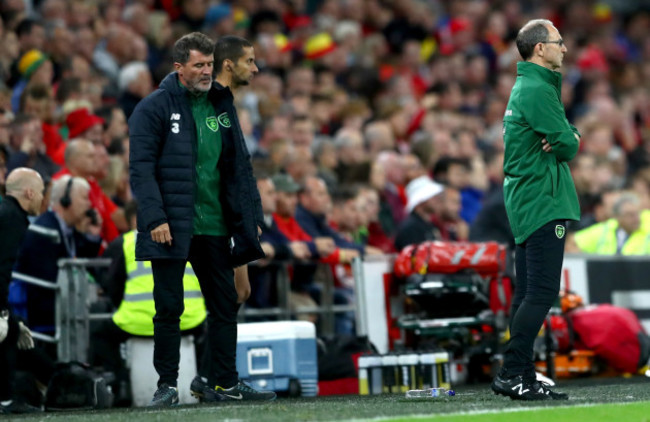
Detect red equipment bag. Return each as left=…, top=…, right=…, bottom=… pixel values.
left=426, top=241, right=506, bottom=275
left=394, top=241, right=507, bottom=278
left=393, top=244, right=418, bottom=278
left=568, top=304, right=647, bottom=373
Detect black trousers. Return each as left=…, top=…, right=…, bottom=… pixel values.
left=151, top=235, right=239, bottom=388
left=502, top=220, right=567, bottom=377
left=90, top=319, right=208, bottom=386
left=0, top=318, right=19, bottom=401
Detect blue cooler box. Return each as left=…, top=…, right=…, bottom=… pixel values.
left=236, top=321, right=318, bottom=397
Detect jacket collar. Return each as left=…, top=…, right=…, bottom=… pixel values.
left=3, top=195, right=29, bottom=223
left=160, top=72, right=235, bottom=101
left=517, top=61, right=562, bottom=90
left=159, top=72, right=187, bottom=96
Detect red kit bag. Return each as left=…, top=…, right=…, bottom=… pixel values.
left=568, top=304, right=647, bottom=374
left=394, top=241, right=506, bottom=277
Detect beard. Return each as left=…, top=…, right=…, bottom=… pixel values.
left=232, top=72, right=251, bottom=88
left=188, top=77, right=212, bottom=94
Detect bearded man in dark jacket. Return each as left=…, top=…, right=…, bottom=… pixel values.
left=129, top=33, right=274, bottom=406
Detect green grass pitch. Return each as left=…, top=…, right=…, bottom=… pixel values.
left=5, top=376, right=650, bottom=421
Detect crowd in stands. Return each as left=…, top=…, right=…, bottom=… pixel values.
left=2, top=0, right=650, bottom=343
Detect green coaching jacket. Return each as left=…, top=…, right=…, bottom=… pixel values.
left=503, top=61, right=581, bottom=244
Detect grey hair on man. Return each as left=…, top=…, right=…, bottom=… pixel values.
left=49, top=175, right=89, bottom=206
left=612, top=192, right=640, bottom=217
left=118, top=61, right=149, bottom=93
left=516, top=19, right=554, bottom=60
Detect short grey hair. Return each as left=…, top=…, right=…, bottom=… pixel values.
left=612, top=192, right=640, bottom=217
left=50, top=175, right=90, bottom=206
left=118, top=61, right=149, bottom=93
left=516, top=19, right=553, bottom=60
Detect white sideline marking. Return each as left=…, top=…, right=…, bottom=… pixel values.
left=339, top=401, right=642, bottom=422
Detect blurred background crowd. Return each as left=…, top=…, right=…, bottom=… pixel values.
left=2, top=0, right=650, bottom=331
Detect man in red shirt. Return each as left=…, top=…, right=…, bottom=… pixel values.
left=52, top=139, right=127, bottom=245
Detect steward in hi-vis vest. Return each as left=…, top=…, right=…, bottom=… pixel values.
left=112, top=231, right=206, bottom=336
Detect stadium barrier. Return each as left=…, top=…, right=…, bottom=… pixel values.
left=239, top=261, right=357, bottom=336
left=12, top=258, right=112, bottom=362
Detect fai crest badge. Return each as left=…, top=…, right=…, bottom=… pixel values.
left=206, top=116, right=219, bottom=132
left=555, top=224, right=565, bottom=239
left=218, top=112, right=231, bottom=128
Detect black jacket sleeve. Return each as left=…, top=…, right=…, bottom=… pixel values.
left=101, top=236, right=127, bottom=307
left=128, top=94, right=169, bottom=232
left=0, top=199, right=29, bottom=310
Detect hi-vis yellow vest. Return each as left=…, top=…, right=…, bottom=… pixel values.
left=112, top=231, right=206, bottom=335
left=574, top=217, right=650, bottom=255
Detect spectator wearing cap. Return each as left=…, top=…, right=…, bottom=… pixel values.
left=249, top=174, right=311, bottom=309
left=271, top=173, right=338, bottom=324
left=7, top=19, right=45, bottom=88
left=66, top=108, right=104, bottom=144
left=11, top=49, right=53, bottom=113
left=272, top=173, right=335, bottom=261
left=394, top=175, right=444, bottom=251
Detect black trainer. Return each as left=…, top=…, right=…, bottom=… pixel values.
left=149, top=384, right=179, bottom=407
left=538, top=382, right=569, bottom=400
left=190, top=376, right=226, bottom=403
left=214, top=380, right=277, bottom=401
left=491, top=374, right=550, bottom=401
left=0, top=400, right=42, bottom=414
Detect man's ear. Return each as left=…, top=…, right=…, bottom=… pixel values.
left=173, top=62, right=182, bottom=72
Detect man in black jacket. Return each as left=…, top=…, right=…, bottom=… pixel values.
left=14, top=175, right=102, bottom=335
left=129, top=33, right=273, bottom=406
left=0, top=168, right=43, bottom=414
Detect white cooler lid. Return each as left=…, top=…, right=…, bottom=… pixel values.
left=237, top=321, right=316, bottom=341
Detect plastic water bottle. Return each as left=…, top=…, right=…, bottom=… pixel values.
left=405, top=387, right=455, bottom=398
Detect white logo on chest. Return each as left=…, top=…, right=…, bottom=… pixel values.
left=170, top=114, right=181, bottom=134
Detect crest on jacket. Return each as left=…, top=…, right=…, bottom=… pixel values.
left=206, top=116, right=219, bottom=132
left=555, top=224, right=565, bottom=239
left=218, top=112, right=231, bottom=128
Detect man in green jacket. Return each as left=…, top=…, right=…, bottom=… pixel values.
left=491, top=19, right=580, bottom=401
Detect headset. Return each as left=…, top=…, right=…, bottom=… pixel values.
left=60, top=177, right=73, bottom=208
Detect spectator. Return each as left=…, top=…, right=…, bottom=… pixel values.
left=10, top=50, right=53, bottom=112
left=433, top=156, right=484, bottom=224
left=568, top=192, right=650, bottom=255
left=19, top=83, right=65, bottom=166
left=53, top=139, right=125, bottom=244
left=394, top=175, right=444, bottom=251
left=437, top=186, right=470, bottom=241
left=7, top=19, right=45, bottom=87
left=249, top=174, right=311, bottom=309
left=66, top=108, right=104, bottom=144
left=297, top=175, right=365, bottom=258
left=356, top=186, right=395, bottom=253
left=6, top=114, right=59, bottom=180
left=117, top=62, right=153, bottom=119
left=13, top=175, right=102, bottom=335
